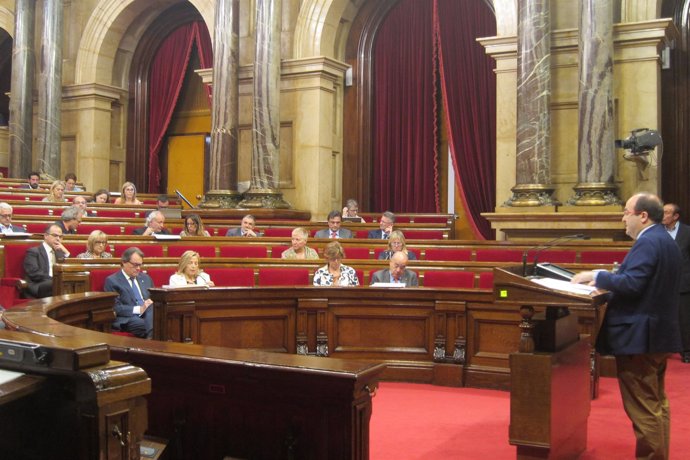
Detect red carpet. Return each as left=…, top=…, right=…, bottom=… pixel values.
left=371, top=355, right=690, bottom=459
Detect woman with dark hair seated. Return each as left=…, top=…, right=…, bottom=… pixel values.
left=180, top=214, right=210, bottom=237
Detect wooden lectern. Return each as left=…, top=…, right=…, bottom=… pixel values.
left=0, top=330, right=151, bottom=459
left=493, top=266, right=608, bottom=460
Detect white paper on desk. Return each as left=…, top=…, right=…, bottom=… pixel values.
left=152, top=233, right=181, bottom=240
left=370, top=282, right=406, bottom=288
left=162, top=285, right=209, bottom=289
left=531, top=277, right=598, bottom=296
left=0, top=369, right=24, bottom=385
left=0, top=232, right=33, bottom=238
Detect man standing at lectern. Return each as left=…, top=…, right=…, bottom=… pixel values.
left=572, top=193, right=681, bottom=459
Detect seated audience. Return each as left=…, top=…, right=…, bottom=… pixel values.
left=168, top=250, right=215, bottom=287
left=42, top=180, right=67, bottom=202
left=378, top=230, right=417, bottom=260
left=23, top=224, right=70, bottom=298
left=55, top=206, right=84, bottom=235
left=368, top=211, right=395, bottom=239
left=93, top=188, right=110, bottom=203
left=370, top=251, right=418, bottom=287
left=314, top=210, right=353, bottom=239
left=72, top=195, right=91, bottom=216
left=180, top=214, right=210, bottom=237
left=132, top=210, right=170, bottom=235
left=342, top=198, right=366, bottom=223
left=20, top=171, right=41, bottom=190
left=104, top=247, right=154, bottom=338
left=64, top=173, right=83, bottom=192
left=0, top=202, right=25, bottom=234
left=226, top=214, right=261, bottom=237
left=313, top=241, right=359, bottom=286
left=77, top=230, right=112, bottom=259
left=113, top=181, right=143, bottom=205
left=282, top=227, right=319, bottom=260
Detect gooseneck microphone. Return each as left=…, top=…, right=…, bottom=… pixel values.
left=522, top=234, right=591, bottom=277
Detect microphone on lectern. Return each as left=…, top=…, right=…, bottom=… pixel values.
left=522, top=234, right=591, bottom=277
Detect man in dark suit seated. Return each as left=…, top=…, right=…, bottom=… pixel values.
left=367, top=211, right=395, bottom=239
left=573, top=193, right=682, bottom=459
left=55, top=206, right=84, bottom=235
left=314, top=210, right=353, bottom=239
left=0, top=203, right=26, bottom=234
left=19, top=171, right=41, bottom=190
left=23, top=224, right=70, bottom=298
left=225, top=214, right=262, bottom=237
left=370, top=251, right=418, bottom=287
left=132, top=210, right=170, bottom=236
left=104, top=247, right=154, bottom=338
left=662, top=202, right=690, bottom=363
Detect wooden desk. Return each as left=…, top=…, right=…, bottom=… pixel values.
left=2, top=297, right=384, bottom=459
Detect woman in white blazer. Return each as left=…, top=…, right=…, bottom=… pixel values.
left=168, top=250, right=215, bottom=287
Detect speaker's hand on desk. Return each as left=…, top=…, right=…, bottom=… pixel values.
left=571, top=271, right=595, bottom=286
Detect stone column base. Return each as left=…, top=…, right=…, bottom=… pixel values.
left=198, top=190, right=243, bottom=208
left=567, top=182, right=621, bottom=206
left=239, top=188, right=291, bottom=209
left=504, top=184, right=559, bottom=207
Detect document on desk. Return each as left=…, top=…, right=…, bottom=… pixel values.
left=531, top=277, right=598, bottom=296
left=0, top=369, right=24, bottom=385
left=370, top=282, right=406, bottom=288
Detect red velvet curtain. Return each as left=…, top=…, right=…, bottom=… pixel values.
left=371, top=1, right=496, bottom=238
left=148, top=21, right=212, bottom=192
left=371, top=0, right=438, bottom=212
left=435, top=0, right=496, bottom=239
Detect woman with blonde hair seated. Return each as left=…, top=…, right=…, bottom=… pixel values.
left=168, top=250, right=215, bottom=287
left=281, top=227, right=319, bottom=260
left=42, top=180, right=67, bottom=202
left=77, top=230, right=113, bottom=258
left=313, top=241, right=359, bottom=286
left=113, top=181, right=142, bottom=205
left=180, top=214, right=210, bottom=237
left=377, top=230, right=417, bottom=260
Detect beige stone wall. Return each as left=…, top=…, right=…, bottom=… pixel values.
left=0, top=0, right=673, bottom=219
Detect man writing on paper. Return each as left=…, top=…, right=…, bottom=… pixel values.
left=104, top=247, right=154, bottom=338
left=572, top=193, right=681, bottom=459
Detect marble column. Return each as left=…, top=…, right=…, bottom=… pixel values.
left=199, top=0, right=243, bottom=208
left=240, top=0, right=290, bottom=208
left=8, top=0, right=35, bottom=178
left=568, top=0, right=620, bottom=205
left=37, top=0, right=63, bottom=177
left=505, top=0, right=557, bottom=207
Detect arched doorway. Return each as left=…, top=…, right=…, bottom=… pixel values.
left=126, top=2, right=211, bottom=194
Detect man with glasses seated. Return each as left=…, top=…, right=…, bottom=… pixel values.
left=104, top=247, right=154, bottom=338
left=0, top=202, right=25, bottom=234
left=370, top=251, right=418, bottom=287
left=368, top=211, right=396, bottom=239
left=23, top=224, right=70, bottom=298
left=55, top=206, right=84, bottom=235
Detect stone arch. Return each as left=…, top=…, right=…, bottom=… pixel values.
left=293, top=0, right=513, bottom=60
left=74, top=0, right=213, bottom=85
left=0, top=6, right=14, bottom=37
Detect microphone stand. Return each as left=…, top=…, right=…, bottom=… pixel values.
left=522, top=234, right=590, bottom=278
